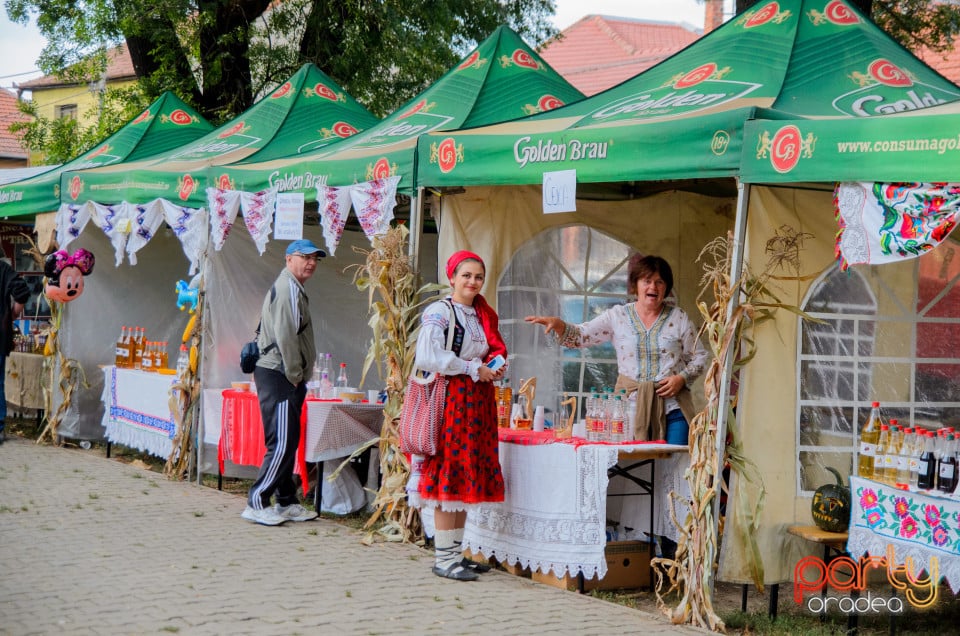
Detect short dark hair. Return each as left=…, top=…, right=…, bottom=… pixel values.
left=627, top=254, right=673, bottom=297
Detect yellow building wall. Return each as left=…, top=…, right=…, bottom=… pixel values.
left=26, top=79, right=136, bottom=164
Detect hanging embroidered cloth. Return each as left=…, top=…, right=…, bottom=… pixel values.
left=161, top=201, right=208, bottom=274
left=206, top=188, right=242, bottom=251
left=56, top=202, right=92, bottom=250
left=316, top=184, right=353, bottom=256
left=238, top=189, right=276, bottom=255
left=348, top=175, right=401, bottom=239
left=125, top=202, right=166, bottom=266
left=834, top=182, right=960, bottom=270
left=89, top=202, right=134, bottom=266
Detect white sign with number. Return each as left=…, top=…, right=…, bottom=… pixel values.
left=542, top=169, right=577, bottom=214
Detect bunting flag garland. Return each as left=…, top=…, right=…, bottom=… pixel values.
left=238, top=189, right=276, bottom=255
left=206, top=188, right=242, bottom=251
left=125, top=203, right=166, bottom=266
left=89, top=202, right=134, bottom=266
left=348, top=175, right=401, bottom=239
left=835, top=182, right=960, bottom=270
left=56, top=202, right=92, bottom=251
left=316, top=184, right=353, bottom=256
left=161, top=201, right=208, bottom=274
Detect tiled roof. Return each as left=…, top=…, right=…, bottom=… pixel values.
left=539, top=15, right=701, bottom=96
left=18, top=45, right=136, bottom=90
left=0, top=89, right=29, bottom=160
left=919, top=38, right=960, bottom=87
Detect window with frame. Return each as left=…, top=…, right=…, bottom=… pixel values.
left=56, top=104, right=78, bottom=120
left=797, top=241, right=960, bottom=494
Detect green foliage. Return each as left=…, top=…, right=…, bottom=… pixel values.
left=9, top=84, right=152, bottom=164
left=6, top=0, right=558, bottom=124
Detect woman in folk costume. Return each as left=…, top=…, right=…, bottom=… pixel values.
left=409, top=251, right=507, bottom=581
left=525, top=254, right=708, bottom=557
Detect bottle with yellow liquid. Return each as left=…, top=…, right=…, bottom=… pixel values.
left=883, top=421, right=901, bottom=483
left=858, top=401, right=883, bottom=479
left=115, top=326, right=130, bottom=369
left=873, top=424, right=890, bottom=483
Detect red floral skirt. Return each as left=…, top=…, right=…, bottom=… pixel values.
left=417, top=374, right=504, bottom=506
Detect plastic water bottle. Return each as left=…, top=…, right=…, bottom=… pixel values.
left=176, top=344, right=189, bottom=377
left=337, top=363, right=349, bottom=389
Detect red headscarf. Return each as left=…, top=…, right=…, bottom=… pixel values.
left=446, top=251, right=507, bottom=362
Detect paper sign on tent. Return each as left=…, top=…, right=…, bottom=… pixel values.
left=274, top=192, right=305, bottom=240
left=543, top=169, right=576, bottom=214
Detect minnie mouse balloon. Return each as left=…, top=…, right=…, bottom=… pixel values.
left=44, top=248, right=95, bottom=303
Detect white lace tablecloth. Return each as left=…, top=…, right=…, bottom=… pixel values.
left=303, top=400, right=385, bottom=462
left=463, top=441, right=687, bottom=580
left=849, top=475, right=960, bottom=594
left=100, top=366, right=177, bottom=459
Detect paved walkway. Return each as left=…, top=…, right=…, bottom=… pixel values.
left=0, top=437, right=704, bottom=635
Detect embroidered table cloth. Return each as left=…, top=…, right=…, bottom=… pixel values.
left=100, top=366, right=177, bottom=459
left=849, top=475, right=960, bottom=593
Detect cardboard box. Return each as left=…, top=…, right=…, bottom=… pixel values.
left=532, top=540, right=652, bottom=591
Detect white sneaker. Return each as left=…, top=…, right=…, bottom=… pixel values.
left=241, top=505, right=287, bottom=526
left=275, top=503, right=318, bottom=522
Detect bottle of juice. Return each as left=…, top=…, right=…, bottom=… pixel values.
left=115, top=326, right=130, bottom=368
left=918, top=431, right=938, bottom=490
left=938, top=434, right=958, bottom=493
left=883, top=420, right=900, bottom=483
left=873, top=425, right=889, bottom=483
left=858, top=402, right=883, bottom=479
left=896, top=427, right=913, bottom=485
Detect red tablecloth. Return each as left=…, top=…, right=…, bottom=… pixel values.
left=497, top=427, right=667, bottom=448
left=218, top=389, right=309, bottom=494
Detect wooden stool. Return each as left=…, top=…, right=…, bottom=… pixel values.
left=787, top=525, right=855, bottom=634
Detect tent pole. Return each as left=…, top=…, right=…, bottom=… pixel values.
left=709, top=179, right=751, bottom=595
left=409, top=187, right=426, bottom=273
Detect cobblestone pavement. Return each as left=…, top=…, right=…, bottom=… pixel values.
left=0, top=437, right=705, bottom=635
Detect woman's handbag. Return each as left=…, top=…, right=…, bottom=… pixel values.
left=398, top=300, right=457, bottom=456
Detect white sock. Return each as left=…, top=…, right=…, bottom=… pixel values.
left=434, top=528, right=460, bottom=569
left=453, top=527, right=465, bottom=548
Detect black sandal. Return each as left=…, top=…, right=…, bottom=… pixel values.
left=432, top=561, right=479, bottom=581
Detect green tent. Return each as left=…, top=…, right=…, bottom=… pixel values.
left=415, top=0, right=960, bottom=189
left=400, top=0, right=960, bottom=591
left=741, top=99, right=960, bottom=184
left=0, top=92, right=212, bottom=219
left=60, top=64, right=379, bottom=208
left=219, top=25, right=586, bottom=198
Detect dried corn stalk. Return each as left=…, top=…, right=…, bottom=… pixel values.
left=36, top=299, right=90, bottom=444
left=345, top=224, right=446, bottom=543
left=655, top=227, right=815, bottom=632
left=165, top=286, right=203, bottom=479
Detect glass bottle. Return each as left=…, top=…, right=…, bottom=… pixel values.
left=159, top=341, right=169, bottom=370
left=132, top=327, right=145, bottom=370
left=336, top=362, right=349, bottom=389
left=873, top=425, right=889, bottom=484
left=176, top=343, right=190, bottom=377
left=918, top=431, right=938, bottom=490
left=909, top=427, right=924, bottom=489
left=858, top=401, right=883, bottom=479
left=938, top=433, right=957, bottom=493
left=497, top=382, right=512, bottom=428
left=115, top=326, right=130, bottom=368
left=141, top=341, right=154, bottom=371
left=896, top=427, right=913, bottom=486
left=883, top=420, right=900, bottom=483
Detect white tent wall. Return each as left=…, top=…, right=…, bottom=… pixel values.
left=717, top=185, right=934, bottom=584
left=57, top=228, right=191, bottom=441
left=57, top=216, right=439, bottom=479
left=198, top=223, right=439, bottom=476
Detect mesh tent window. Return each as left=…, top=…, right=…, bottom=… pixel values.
left=796, top=241, right=960, bottom=495
left=496, top=225, right=632, bottom=422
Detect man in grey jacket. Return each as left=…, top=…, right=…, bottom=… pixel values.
left=242, top=239, right=324, bottom=526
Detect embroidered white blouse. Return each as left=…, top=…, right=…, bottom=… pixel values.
left=559, top=303, right=709, bottom=412
left=414, top=297, right=489, bottom=381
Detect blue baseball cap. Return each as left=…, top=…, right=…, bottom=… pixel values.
left=286, top=239, right=326, bottom=257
